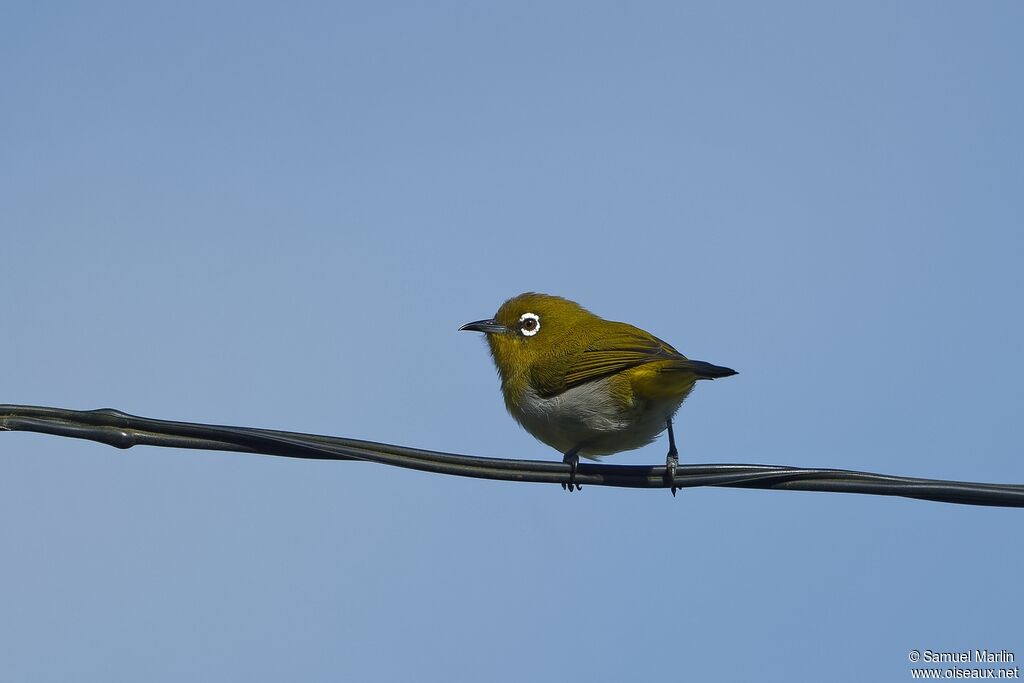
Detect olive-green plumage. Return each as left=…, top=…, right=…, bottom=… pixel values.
left=460, top=293, right=736, bottom=467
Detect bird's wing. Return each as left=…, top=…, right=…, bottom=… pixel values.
left=531, top=323, right=736, bottom=398
left=556, top=323, right=735, bottom=391
left=560, top=326, right=683, bottom=391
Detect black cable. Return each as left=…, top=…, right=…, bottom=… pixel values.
left=2, top=404, right=1022, bottom=507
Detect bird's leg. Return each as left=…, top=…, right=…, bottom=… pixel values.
left=562, top=445, right=582, bottom=492
left=665, top=418, right=680, bottom=496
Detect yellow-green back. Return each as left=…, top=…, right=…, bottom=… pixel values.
left=484, top=292, right=711, bottom=405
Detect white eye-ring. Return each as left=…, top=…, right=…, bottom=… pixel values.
left=518, top=312, right=541, bottom=336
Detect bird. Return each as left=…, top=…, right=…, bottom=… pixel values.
left=459, top=293, right=736, bottom=494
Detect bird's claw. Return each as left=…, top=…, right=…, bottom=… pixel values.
left=562, top=451, right=581, bottom=492
left=665, top=453, right=680, bottom=496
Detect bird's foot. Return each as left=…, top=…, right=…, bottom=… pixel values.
left=664, top=418, right=680, bottom=496
left=665, top=452, right=680, bottom=496
left=561, top=451, right=581, bottom=492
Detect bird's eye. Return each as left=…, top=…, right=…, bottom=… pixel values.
left=518, top=312, right=540, bottom=336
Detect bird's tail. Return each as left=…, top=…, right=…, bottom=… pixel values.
left=679, top=359, right=738, bottom=379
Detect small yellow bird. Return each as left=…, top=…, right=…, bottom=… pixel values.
left=460, top=293, right=736, bottom=493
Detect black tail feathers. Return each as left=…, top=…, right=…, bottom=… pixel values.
left=686, top=359, right=738, bottom=379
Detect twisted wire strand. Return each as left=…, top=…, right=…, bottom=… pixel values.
left=2, top=404, right=1022, bottom=507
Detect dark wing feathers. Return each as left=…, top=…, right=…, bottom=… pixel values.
left=550, top=324, right=735, bottom=395
left=560, top=330, right=678, bottom=389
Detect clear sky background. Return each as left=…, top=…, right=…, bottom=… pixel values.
left=2, top=2, right=1022, bottom=681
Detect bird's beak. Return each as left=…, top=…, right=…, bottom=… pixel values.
left=459, top=318, right=510, bottom=335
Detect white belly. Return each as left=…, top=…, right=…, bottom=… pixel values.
left=507, top=377, right=686, bottom=458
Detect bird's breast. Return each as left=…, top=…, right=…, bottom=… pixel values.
left=505, top=376, right=686, bottom=458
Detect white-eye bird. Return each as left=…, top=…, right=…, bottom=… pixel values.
left=460, top=293, right=736, bottom=493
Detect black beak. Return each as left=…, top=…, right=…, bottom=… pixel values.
left=459, top=318, right=510, bottom=335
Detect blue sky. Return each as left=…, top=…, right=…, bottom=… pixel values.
left=2, top=2, right=1022, bottom=681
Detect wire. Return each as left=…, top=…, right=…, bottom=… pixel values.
left=2, top=403, right=1022, bottom=507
